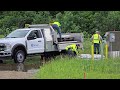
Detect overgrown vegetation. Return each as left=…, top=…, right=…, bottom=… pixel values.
left=34, top=39, right=120, bottom=79
left=34, top=56, right=120, bottom=79
left=1, top=11, right=120, bottom=78
left=0, top=11, right=120, bottom=37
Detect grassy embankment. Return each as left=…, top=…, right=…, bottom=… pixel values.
left=34, top=57, right=120, bottom=79
left=34, top=38, right=120, bottom=79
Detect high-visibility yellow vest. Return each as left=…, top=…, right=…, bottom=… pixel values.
left=65, top=44, right=78, bottom=55
left=93, top=34, right=100, bottom=43
left=53, top=22, right=61, bottom=27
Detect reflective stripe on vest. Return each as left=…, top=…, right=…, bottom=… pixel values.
left=93, top=34, right=100, bottom=43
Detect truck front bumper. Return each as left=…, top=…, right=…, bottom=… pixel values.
left=0, top=51, right=11, bottom=59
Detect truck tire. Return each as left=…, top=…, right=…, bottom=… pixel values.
left=14, top=50, right=25, bottom=63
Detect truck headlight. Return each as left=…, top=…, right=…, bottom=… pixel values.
left=5, top=43, right=11, bottom=50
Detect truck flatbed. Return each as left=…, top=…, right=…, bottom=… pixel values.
left=57, top=33, right=83, bottom=42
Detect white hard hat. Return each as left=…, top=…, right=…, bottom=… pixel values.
left=96, top=31, right=99, bottom=33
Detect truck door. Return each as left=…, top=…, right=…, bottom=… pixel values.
left=27, top=30, right=44, bottom=54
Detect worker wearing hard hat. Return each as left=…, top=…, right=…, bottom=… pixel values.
left=91, top=30, right=102, bottom=54
left=65, top=44, right=80, bottom=56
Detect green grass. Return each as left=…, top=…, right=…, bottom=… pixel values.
left=34, top=56, right=120, bottom=79
left=82, top=38, right=92, bottom=54
left=34, top=38, right=120, bottom=79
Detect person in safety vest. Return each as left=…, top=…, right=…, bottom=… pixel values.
left=50, top=21, right=62, bottom=41
left=91, top=30, right=102, bottom=54
left=65, top=44, right=80, bottom=56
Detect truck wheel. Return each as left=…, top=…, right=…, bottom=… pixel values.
left=14, top=50, right=25, bottom=63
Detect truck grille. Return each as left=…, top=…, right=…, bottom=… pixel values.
left=0, top=43, right=6, bottom=51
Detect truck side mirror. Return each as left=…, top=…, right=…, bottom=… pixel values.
left=27, top=36, right=32, bottom=40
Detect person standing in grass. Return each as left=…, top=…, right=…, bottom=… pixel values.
left=90, top=30, right=102, bottom=54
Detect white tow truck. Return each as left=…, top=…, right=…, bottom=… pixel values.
left=0, top=24, right=84, bottom=63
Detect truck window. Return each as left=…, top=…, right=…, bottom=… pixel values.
left=38, top=30, right=42, bottom=38
left=28, top=30, right=42, bottom=39
left=33, top=30, right=39, bottom=38
left=6, top=30, right=29, bottom=38
left=28, top=30, right=37, bottom=38
left=41, top=29, right=44, bottom=38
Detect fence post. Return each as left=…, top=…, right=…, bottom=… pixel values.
left=105, top=44, right=108, bottom=60
left=91, top=44, right=94, bottom=60
left=100, top=42, right=104, bottom=59
left=91, top=44, right=94, bottom=71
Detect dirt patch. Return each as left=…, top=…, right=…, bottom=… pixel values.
left=0, top=61, right=41, bottom=79
left=0, top=70, right=38, bottom=79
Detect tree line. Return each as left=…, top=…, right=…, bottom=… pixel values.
left=0, top=11, right=120, bottom=38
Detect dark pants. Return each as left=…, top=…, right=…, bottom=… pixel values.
left=52, top=24, right=62, bottom=40
left=94, top=43, right=100, bottom=54
left=66, top=49, right=77, bottom=57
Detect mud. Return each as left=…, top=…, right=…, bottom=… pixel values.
left=0, top=63, right=40, bottom=72
left=0, top=57, right=49, bottom=79
left=0, top=62, right=42, bottom=79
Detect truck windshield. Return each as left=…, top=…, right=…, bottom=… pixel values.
left=6, top=30, right=29, bottom=38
